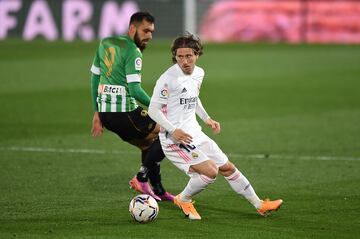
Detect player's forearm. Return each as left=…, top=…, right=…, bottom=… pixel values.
left=196, top=98, right=210, bottom=122
left=148, top=101, right=176, bottom=134
left=90, top=73, right=100, bottom=111
left=128, top=82, right=151, bottom=106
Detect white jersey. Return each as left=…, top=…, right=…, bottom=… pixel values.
left=151, top=64, right=205, bottom=143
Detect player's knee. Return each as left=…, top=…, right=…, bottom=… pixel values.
left=146, top=125, right=160, bottom=141
left=204, top=162, right=218, bottom=179
left=141, top=139, right=156, bottom=150
left=219, top=161, right=236, bottom=176
left=207, top=169, right=218, bottom=179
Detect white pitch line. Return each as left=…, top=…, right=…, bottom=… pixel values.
left=0, top=146, right=135, bottom=155
left=228, top=153, right=360, bottom=161
left=0, top=146, right=359, bottom=161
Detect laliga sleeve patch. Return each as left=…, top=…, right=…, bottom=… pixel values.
left=135, top=57, right=142, bottom=71
left=160, top=87, right=168, bottom=99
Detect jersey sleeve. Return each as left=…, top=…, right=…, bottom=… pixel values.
left=128, top=82, right=150, bottom=106
left=125, top=48, right=142, bottom=83
left=90, top=47, right=100, bottom=111
left=151, top=74, right=169, bottom=105
left=90, top=47, right=100, bottom=75
left=196, top=66, right=205, bottom=90
left=196, top=98, right=210, bottom=122
left=91, top=73, right=100, bottom=111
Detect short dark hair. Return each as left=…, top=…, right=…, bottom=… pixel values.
left=129, top=12, right=155, bottom=26
left=171, top=32, right=203, bottom=63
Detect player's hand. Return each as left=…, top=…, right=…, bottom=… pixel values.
left=91, top=112, right=103, bottom=137
left=205, top=118, right=221, bottom=134
left=171, top=128, right=193, bottom=144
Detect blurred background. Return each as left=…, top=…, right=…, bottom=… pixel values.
left=1, top=0, right=360, bottom=43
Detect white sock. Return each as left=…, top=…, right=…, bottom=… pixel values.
left=180, top=174, right=216, bottom=202
left=224, top=169, right=262, bottom=209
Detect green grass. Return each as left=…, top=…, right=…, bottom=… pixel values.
left=0, top=40, right=360, bottom=238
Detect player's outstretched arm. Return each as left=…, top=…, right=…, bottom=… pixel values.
left=196, top=98, right=220, bottom=134
left=90, top=72, right=103, bottom=137
left=196, top=98, right=210, bottom=122
left=90, top=73, right=100, bottom=111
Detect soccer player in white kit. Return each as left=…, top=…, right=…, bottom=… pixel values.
left=148, top=33, right=283, bottom=220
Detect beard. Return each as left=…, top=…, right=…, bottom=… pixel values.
left=134, top=31, right=148, bottom=52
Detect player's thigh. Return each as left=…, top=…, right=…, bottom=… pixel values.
left=162, top=142, right=210, bottom=176
left=127, top=107, right=157, bottom=138
left=189, top=160, right=218, bottom=178
left=145, top=123, right=160, bottom=141
left=197, top=132, right=229, bottom=168
left=128, top=138, right=154, bottom=150
left=99, top=107, right=156, bottom=143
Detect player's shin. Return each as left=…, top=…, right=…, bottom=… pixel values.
left=137, top=138, right=175, bottom=200
left=136, top=138, right=164, bottom=183
left=180, top=174, right=215, bottom=202
left=224, top=169, right=262, bottom=209
left=136, top=147, right=151, bottom=182
left=148, top=162, right=165, bottom=195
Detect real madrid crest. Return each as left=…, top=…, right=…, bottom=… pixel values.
left=191, top=152, right=198, bottom=159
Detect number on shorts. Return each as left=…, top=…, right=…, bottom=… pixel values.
left=179, top=144, right=196, bottom=153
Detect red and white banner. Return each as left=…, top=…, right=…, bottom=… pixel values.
left=200, top=0, right=360, bottom=43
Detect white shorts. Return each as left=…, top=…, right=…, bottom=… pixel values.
left=160, top=131, right=228, bottom=176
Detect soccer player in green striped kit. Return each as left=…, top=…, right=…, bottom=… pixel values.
left=90, top=12, right=174, bottom=201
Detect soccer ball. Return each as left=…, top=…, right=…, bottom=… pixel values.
left=129, top=194, right=159, bottom=223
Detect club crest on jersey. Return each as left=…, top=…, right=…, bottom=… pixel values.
left=135, top=57, right=142, bottom=70
left=191, top=152, right=198, bottom=159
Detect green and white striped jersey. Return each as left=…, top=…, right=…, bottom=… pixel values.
left=90, top=36, right=143, bottom=112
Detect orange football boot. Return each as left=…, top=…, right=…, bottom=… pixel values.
left=174, top=195, right=201, bottom=220
left=257, top=199, right=283, bottom=216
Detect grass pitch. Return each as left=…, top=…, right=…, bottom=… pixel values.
left=0, top=40, right=360, bottom=238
